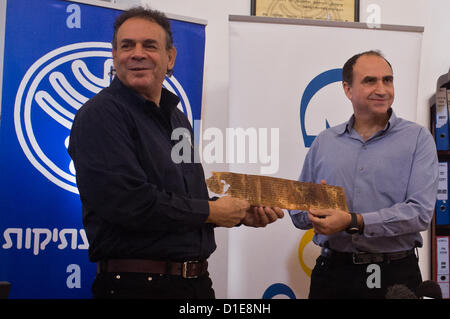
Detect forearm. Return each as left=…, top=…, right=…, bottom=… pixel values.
left=361, top=200, right=434, bottom=238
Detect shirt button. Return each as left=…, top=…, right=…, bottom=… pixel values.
left=359, top=167, right=364, bottom=171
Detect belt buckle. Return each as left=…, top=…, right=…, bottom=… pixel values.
left=182, top=260, right=199, bottom=279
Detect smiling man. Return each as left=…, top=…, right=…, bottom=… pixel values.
left=111, top=13, right=176, bottom=104
left=68, top=7, right=283, bottom=299
left=289, top=50, right=438, bottom=299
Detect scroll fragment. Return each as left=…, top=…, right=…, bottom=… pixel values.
left=206, top=172, right=348, bottom=211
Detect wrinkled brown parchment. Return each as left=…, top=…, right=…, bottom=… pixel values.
left=206, top=172, right=348, bottom=211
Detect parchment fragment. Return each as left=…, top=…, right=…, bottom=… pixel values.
left=206, top=172, right=348, bottom=211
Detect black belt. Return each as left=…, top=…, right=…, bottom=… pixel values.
left=321, top=248, right=416, bottom=265
left=97, top=259, right=208, bottom=279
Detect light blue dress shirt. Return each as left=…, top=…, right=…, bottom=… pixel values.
left=290, top=110, right=439, bottom=253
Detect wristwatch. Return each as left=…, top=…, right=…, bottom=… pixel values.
left=345, top=212, right=360, bottom=234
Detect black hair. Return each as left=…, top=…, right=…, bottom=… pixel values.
left=112, top=6, right=174, bottom=51
left=342, top=50, right=393, bottom=86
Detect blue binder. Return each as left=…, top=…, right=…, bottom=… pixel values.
left=434, top=87, right=449, bottom=150
left=436, top=162, right=450, bottom=225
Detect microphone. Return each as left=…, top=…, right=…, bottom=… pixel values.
left=415, top=280, right=443, bottom=299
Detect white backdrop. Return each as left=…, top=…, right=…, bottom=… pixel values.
left=227, top=16, right=423, bottom=298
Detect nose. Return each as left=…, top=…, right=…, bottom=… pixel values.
left=373, top=80, right=387, bottom=96
left=131, top=43, right=145, bottom=59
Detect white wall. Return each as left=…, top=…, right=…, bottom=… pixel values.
left=137, top=0, right=450, bottom=297
left=360, top=0, right=425, bottom=27
left=417, top=0, right=450, bottom=129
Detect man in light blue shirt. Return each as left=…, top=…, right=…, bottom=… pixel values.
left=290, top=50, right=438, bottom=298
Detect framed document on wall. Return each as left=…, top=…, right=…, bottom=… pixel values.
left=251, top=0, right=360, bottom=22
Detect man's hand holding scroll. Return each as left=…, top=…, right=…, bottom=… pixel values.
left=207, top=196, right=284, bottom=228
left=242, top=206, right=284, bottom=228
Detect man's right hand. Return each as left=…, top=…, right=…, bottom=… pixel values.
left=207, top=196, right=250, bottom=227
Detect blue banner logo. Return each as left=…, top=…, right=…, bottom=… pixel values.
left=262, top=283, right=296, bottom=299
left=299, top=68, right=342, bottom=147
left=14, top=42, right=113, bottom=193
left=14, top=42, right=193, bottom=194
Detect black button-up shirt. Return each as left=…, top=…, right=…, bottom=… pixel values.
left=68, top=77, right=215, bottom=262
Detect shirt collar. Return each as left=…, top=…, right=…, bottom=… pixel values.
left=338, top=108, right=396, bottom=135
left=110, top=76, right=180, bottom=113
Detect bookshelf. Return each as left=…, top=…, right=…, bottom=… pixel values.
left=430, top=70, right=450, bottom=299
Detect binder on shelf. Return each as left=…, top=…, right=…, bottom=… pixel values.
left=435, top=236, right=450, bottom=299
left=434, top=87, right=449, bottom=150
left=436, top=162, right=450, bottom=225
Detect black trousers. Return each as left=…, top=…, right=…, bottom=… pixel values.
left=92, top=271, right=215, bottom=299
left=309, top=253, right=422, bottom=299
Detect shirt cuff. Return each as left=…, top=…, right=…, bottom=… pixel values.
left=360, top=211, right=383, bottom=237
left=288, top=210, right=311, bottom=229
left=187, top=198, right=211, bottom=225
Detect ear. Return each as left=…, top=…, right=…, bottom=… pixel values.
left=167, top=47, right=177, bottom=72
left=112, top=48, right=118, bottom=69
left=342, top=81, right=352, bottom=100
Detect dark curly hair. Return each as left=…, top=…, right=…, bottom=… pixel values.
left=112, top=6, right=174, bottom=51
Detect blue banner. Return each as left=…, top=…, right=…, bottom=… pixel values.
left=0, top=0, right=205, bottom=298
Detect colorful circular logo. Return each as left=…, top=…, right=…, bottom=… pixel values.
left=298, top=229, right=316, bottom=277
left=299, top=68, right=343, bottom=147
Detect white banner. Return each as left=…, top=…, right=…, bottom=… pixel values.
left=228, top=16, right=423, bottom=299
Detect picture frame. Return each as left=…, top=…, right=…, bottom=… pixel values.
left=251, top=0, right=360, bottom=22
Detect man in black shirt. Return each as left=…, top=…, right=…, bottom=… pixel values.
left=68, top=7, right=284, bottom=299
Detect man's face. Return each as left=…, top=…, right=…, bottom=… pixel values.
left=113, top=17, right=176, bottom=101
left=343, top=55, right=394, bottom=117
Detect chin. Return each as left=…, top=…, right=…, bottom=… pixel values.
left=371, top=103, right=391, bottom=112
left=127, top=79, right=152, bottom=91
left=128, top=76, right=150, bottom=85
